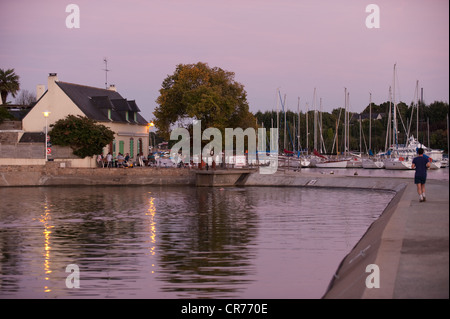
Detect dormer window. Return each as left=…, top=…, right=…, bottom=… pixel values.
left=108, top=109, right=112, bottom=120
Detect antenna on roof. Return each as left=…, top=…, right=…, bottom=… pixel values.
left=102, top=57, right=110, bottom=89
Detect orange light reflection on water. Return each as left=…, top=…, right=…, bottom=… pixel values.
left=39, top=201, right=54, bottom=293
left=146, top=195, right=156, bottom=274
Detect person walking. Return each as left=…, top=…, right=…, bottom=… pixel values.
left=411, top=148, right=431, bottom=202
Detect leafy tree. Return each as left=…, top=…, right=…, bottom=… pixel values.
left=49, top=115, right=115, bottom=158
left=256, top=100, right=449, bottom=154
left=0, top=106, right=14, bottom=124
left=153, top=62, right=256, bottom=140
left=0, top=68, right=20, bottom=104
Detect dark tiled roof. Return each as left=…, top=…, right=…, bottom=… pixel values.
left=56, top=82, right=148, bottom=125
left=127, top=100, right=141, bottom=112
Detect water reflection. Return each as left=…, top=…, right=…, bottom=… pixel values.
left=39, top=196, right=53, bottom=293
left=156, top=188, right=258, bottom=298
left=0, top=185, right=394, bottom=298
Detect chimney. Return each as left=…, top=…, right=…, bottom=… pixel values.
left=48, top=73, right=58, bottom=90
left=108, top=84, right=117, bottom=92
left=36, top=84, right=46, bottom=100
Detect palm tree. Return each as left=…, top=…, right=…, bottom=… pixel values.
left=0, top=68, right=20, bottom=104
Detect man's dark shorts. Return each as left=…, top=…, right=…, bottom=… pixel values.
left=415, top=176, right=427, bottom=184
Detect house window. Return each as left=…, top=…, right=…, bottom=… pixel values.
left=126, top=111, right=129, bottom=122
left=134, top=112, right=137, bottom=122
left=108, top=109, right=112, bottom=120
left=137, top=138, right=142, bottom=155
left=130, top=138, right=134, bottom=157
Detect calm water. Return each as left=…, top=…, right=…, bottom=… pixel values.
left=0, top=185, right=395, bottom=299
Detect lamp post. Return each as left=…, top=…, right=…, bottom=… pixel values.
left=148, top=121, right=155, bottom=150
left=43, top=111, right=50, bottom=161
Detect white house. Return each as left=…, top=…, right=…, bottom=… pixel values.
left=22, top=73, right=150, bottom=166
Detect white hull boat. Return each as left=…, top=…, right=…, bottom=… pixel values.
left=429, top=160, right=441, bottom=170
left=384, top=158, right=412, bottom=170
left=362, top=158, right=385, bottom=169
left=315, top=160, right=348, bottom=168
left=346, top=158, right=363, bottom=168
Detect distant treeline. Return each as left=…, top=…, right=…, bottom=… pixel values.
left=254, top=101, right=449, bottom=154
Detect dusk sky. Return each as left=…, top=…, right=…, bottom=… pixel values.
left=1, top=0, right=448, bottom=122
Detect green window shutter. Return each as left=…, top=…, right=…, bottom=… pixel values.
left=119, top=140, right=124, bottom=154
left=130, top=138, right=134, bottom=157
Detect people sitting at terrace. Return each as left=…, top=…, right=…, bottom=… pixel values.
left=117, top=153, right=125, bottom=168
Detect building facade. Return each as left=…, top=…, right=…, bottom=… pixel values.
left=22, top=73, right=149, bottom=165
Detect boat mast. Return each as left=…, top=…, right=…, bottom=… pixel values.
left=313, top=88, right=317, bottom=151
left=369, top=92, right=372, bottom=152
left=293, top=110, right=296, bottom=152
left=416, top=81, right=419, bottom=141
left=359, top=114, right=362, bottom=155
left=347, top=91, right=350, bottom=156
left=344, top=88, right=347, bottom=156
left=384, top=86, right=392, bottom=152
left=297, top=97, right=301, bottom=155
left=283, top=94, right=287, bottom=151
left=393, top=63, right=398, bottom=150
left=336, top=119, right=339, bottom=155
left=306, top=103, right=309, bottom=154
left=276, top=88, right=280, bottom=154
left=319, top=97, right=324, bottom=153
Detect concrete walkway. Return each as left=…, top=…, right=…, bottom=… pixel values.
left=324, top=177, right=449, bottom=299
left=384, top=179, right=448, bottom=299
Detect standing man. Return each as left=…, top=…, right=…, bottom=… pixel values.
left=411, top=148, right=431, bottom=202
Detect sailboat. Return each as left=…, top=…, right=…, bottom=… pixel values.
left=362, top=93, right=385, bottom=169
left=384, top=70, right=443, bottom=169
left=362, top=157, right=385, bottom=169
left=384, top=64, right=413, bottom=170
left=313, top=149, right=348, bottom=168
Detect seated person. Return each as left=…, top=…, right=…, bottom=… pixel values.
left=116, top=153, right=125, bottom=167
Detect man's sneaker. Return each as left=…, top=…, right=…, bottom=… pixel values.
left=423, top=195, right=426, bottom=202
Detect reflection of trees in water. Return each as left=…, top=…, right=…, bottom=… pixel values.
left=156, top=187, right=259, bottom=298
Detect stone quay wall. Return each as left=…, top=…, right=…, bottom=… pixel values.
left=0, top=164, right=196, bottom=187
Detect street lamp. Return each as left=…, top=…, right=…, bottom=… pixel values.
left=43, top=111, right=50, bottom=161
left=148, top=121, right=155, bottom=149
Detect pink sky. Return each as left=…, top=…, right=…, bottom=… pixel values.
left=1, top=0, right=448, bottom=121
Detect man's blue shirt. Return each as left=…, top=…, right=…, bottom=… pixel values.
left=412, top=155, right=429, bottom=177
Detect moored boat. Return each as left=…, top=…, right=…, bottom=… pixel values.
left=346, top=157, right=362, bottom=168
left=315, top=159, right=349, bottom=168
left=362, top=158, right=385, bottom=169
left=384, top=157, right=412, bottom=170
